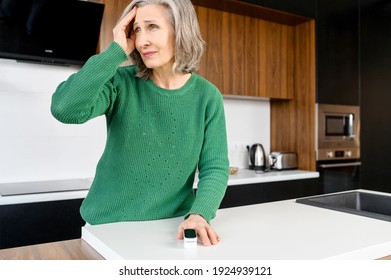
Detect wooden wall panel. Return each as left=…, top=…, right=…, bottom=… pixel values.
left=270, top=20, right=316, bottom=171
left=259, top=21, right=295, bottom=99
left=243, top=16, right=260, bottom=97
left=294, top=20, right=316, bottom=171
left=195, top=6, right=294, bottom=99
left=196, top=7, right=225, bottom=93
left=96, top=0, right=131, bottom=51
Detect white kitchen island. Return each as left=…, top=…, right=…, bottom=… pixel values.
left=82, top=189, right=391, bottom=260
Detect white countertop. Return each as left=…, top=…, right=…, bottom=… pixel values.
left=0, top=178, right=92, bottom=205
left=82, top=189, right=391, bottom=260
left=223, top=169, right=319, bottom=186
left=0, top=170, right=318, bottom=205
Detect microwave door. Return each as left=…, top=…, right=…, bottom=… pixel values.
left=326, top=116, right=345, bottom=136
left=325, top=114, right=355, bottom=138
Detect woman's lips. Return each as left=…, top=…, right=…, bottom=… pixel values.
left=142, top=51, right=156, bottom=58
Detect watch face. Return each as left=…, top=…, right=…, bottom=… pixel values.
left=184, top=229, right=197, bottom=238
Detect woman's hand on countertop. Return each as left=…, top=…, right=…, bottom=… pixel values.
left=177, top=214, right=220, bottom=246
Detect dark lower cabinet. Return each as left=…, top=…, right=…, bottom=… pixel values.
left=0, top=199, right=85, bottom=249
left=220, top=179, right=320, bottom=208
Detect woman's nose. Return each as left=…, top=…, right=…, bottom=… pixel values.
left=136, top=32, right=151, bottom=47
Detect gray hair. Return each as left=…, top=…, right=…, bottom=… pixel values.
left=118, top=0, right=205, bottom=79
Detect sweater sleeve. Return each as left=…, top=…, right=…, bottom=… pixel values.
left=187, top=90, right=230, bottom=223
left=51, top=42, right=129, bottom=124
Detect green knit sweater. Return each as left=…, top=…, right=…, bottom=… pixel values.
left=51, top=42, right=229, bottom=225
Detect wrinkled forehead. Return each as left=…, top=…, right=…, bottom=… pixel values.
left=134, top=3, right=174, bottom=27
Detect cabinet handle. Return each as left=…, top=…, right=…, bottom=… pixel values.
left=318, top=162, right=361, bottom=169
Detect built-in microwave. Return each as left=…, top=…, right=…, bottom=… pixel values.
left=316, top=103, right=360, bottom=161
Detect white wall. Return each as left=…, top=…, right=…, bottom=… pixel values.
left=0, top=59, right=106, bottom=183
left=0, top=59, right=270, bottom=183
left=224, top=98, right=270, bottom=168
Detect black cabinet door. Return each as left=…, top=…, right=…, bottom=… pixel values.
left=239, top=0, right=265, bottom=6
left=317, top=0, right=359, bottom=105
left=360, top=0, right=391, bottom=193
left=263, top=0, right=316, bottom=18
left=0, top=199, right=85, bottom=249
left=239, top=0, right=316, bottom=18
left=220, top=179, right=320, bottom=208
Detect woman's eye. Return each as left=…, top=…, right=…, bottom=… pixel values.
left=149, top=24, right=158, bottom=31
left=134, top=27, right=140, bottom=33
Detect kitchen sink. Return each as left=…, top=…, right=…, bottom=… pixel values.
left=296, top=191, right=391, bottom=222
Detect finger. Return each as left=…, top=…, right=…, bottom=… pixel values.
left=197, top=228, right=212, bottom=246
left=207, top=228, right=220, bottom=245
left=118, top=6, right=137, bottom=28
left=177, top=221, right=186, bottom=239
left=177, top=224, right=185, bottom=240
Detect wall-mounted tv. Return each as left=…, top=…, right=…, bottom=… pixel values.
left=0, top=0, right=104, bottom=66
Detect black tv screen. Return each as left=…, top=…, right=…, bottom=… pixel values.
left=0, top=0, right=104, bottom=66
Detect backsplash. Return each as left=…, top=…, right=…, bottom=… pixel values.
left=0, top=59, right=106, bottom=183
left=224, top=98, right=270, bottom=168
left=0, top=59, right=270, bottom=183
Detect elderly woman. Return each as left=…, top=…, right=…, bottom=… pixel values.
left=51, top=0, right=229, bottom=246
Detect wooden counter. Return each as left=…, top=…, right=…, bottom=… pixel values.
left=0, top=239, right=104, bottom=260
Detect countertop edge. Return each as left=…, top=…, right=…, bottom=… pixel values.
left=227, top=170, right=319, bottom=186
left=81, top=227, right=121, bottom=260
left=0, top=190, right=89, bottom=205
